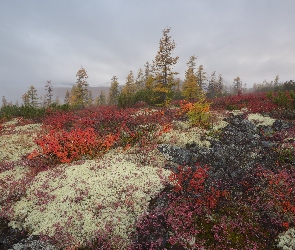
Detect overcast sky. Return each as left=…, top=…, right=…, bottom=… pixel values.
left=1, top=0, right=295, bottom=103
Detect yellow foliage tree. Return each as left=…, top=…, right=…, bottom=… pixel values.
left=182, top=55, right=204, bottom=101
left=22, top=85, right=39, bottom=107
left=121, top=70, right=136, bottom=95
left=69, top=67, right=92, bottom=108
left=152, top=27, right=179, bottom=105
left=232, top=76, right=243, bottom=95
left=95, top=90, right=107, bottom=106
left=108, top=76, right=120, bottom=105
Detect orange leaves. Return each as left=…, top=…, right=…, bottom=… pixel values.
left=178, top=100, right=212, bottom=128
left=179, top=100, right=194, bottom=115
left=32, top=128, right=103, bottom=163
left=281, top=201, right=295, bottom=214
left=29, top=105, right=177, bottom=164
left=282, top=221, right=290, bottom=229
left=30, top=127, right=122, bottom=164
left=157, top=123, right=172, bottom=136
left=102, top=133, right=120, bottom=150
left=179, top=99, right=210, bottom=113
left=28, top=149, right=40, bottom=160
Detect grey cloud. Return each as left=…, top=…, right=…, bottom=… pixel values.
left=1, top=0, right=295, bottom=103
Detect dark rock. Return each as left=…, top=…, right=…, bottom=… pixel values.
left=258, top=126, right=274, bottom=137
left=157, top=114, right=289, bottom=194
left=272, top=119, right=293, bottom=131
left=163, top=162, right=180, bottom=174
left=135, top=113, right=295, bottom=248
left=283, top=110, right=295, bottom=120
left=0, top=217, right=56, bottom=250
left=8, top=235, right=57, bottom=250
left=261, top=140, right=274, bottom=148
left=157, top=144, right=193, bottom=166
left=0, top=218, right=27, bottom=250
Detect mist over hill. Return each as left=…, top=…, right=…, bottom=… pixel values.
left=38, top=86, right=111, bottom=104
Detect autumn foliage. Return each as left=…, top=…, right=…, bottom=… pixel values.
left=210, top=92, right=278, bottom=113
left=179, top=100, right=212, bottom=128
left=3, top=90, right=295, bottom=249
left=28, top=106, right=177, bottom=164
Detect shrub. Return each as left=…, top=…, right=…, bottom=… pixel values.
left=179, top=100, right=212, bottom=128
left=30, top=128, right=116, bottom=163
left=210, top=92, right=278, bottom=114
left=0, top=105, right=46, bottom=121
left=267, top=90, right=295, bottom=110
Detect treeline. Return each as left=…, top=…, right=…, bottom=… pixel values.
left=1, top=27, right=295, bottom=120
left=253, top=78, right=295, bottom=93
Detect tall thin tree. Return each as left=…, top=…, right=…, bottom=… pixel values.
left=44, top=80, right=53, bottom=107
left=232, top=76, right=243, bottom=95
left=25, top=85, right=39, bottom=108
left=108, top=76, right=120, bottom=105
left=196, top=65, right=207, bottom=91
left=182, top=55, right=204, bottom=101
left=70, top=66, right=91, bottom=108
left=152, top=27, right=179, bottom=105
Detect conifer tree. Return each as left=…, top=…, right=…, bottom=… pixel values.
left=243, top=83, right=247, bottom=93
left=182, top=55, right=204, bottom=101
left=253, top=83, right=258, bottom=92
left=196, top=65, right=207, bottom=91
left=232, top=76, right=243, bottom=95
left=39, top=96, right=44, bottom=107
left=55, top=95, right=61, bottom=105
left=64, top=90, right=70, bottom=105
left=145, top=75, right=155, bottom=91
left=44, top=80, right=53, bottom=107
left=152, top=27, right=179, bottom=105
left=100, top=90, right=107, bottom=105
left=108, top=76, right=120, bottom=105
left=69, top=66, right=91, bottom=108
left=171, top=77, right=182, bottom=100
left=274, top=75, right=280, bottom=88
left=95, top=90, right=107, bottom=106
left=22, top=93, right=30, bottom=107
left=216, top=74, right=224, bottom=97
left=207, top=71, right=217, bottom=98
left=88, top=90, right=93, bottom=106
left=122, top=70, right=136, bottom=95
left=1, top=96, right=8, bottom=108
left=144, top=61, right=151, bottom=81
left=135, top=68, right=144, bottom=91
left=69, top=85, right=78, bottom=107
left=23, top=85, right=39, bottom=107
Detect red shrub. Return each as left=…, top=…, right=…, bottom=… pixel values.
left=32, top=128, right=104, bottom=163
left=210, top=92, right=278, bottom=113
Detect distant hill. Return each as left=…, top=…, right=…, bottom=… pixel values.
left=37, top=86, right=111, bottom=103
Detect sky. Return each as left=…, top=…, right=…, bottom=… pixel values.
left=1, top=0, right=295, bottom=103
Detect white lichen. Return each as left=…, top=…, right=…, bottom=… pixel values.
left=229, top=108, right=248, bottom=116
left=248, top=113, right=276, bottom=127
left=211, top=120, right=228, bottom=131
left=158, top=129, right=210, bottom=148
left=12, top=151, right=171, bottom=248
left=277, top=228, right=295, bottom=250
left=0, top=122, right=42, bottom=162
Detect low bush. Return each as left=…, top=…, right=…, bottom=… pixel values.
left=179, top=100, right=212, bottom=129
